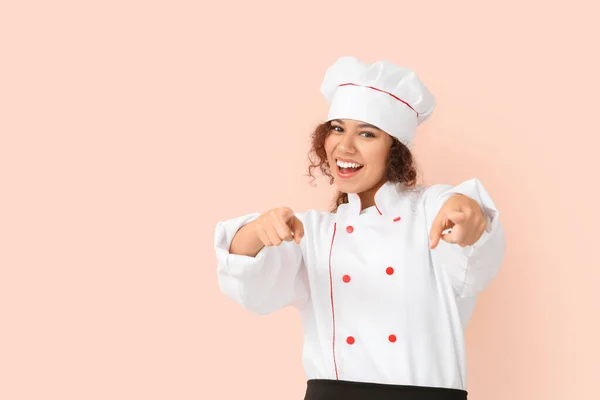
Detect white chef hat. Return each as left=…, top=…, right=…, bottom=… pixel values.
left=320, top=56, right=436, bottom=146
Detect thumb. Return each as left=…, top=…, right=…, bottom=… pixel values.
left=278, top=207, right=295, bottom=222
left=447, top=211, right=467, bottom=225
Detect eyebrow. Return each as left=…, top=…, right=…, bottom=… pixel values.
left=332, top=119, right=382, bottom=132
left=358, top=123, right=381, bottom=131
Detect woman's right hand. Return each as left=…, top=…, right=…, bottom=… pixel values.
left=253, top=207, right=304, bottom=246
left=229, top=207, right=304, bottom=257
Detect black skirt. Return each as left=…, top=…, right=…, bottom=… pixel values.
left=304, top=379, right=468, bottom=400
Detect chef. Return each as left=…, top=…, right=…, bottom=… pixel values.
left=214, top=56, right=506, bottom=399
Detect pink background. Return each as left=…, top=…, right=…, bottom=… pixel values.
left=1, top=1, right=598, bottom=399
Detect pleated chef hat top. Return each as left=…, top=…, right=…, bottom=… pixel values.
left=320, top=56, right=436, bottom=146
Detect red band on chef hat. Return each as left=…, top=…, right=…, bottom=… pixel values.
left=338, top=83, right=419, bottom=117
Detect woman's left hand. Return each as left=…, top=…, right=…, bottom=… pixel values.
left=429, top=194, right=487, bottom=249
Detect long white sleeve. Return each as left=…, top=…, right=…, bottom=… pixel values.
left=214, top=213, right=310, bottom=315
left=423, top=178, right=506, bottom=298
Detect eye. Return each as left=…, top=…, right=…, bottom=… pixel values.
left=360, top=131, right=376, bottom=138
left=331, top=126, right=344, bottom=133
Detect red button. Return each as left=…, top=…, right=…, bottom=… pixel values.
left=389, top=334, right=397, bottom=343
left=393, top=216, right=401, bottom=222
left=386, top=267, right=394, bottom=275
left=346, top=225, right=354, bottom=233
left=346, top=336, right=355, bottom=345
left=342, top=274, right=351, bottom=283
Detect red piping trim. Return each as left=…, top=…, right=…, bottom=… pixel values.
left=338, top=83, right=419, bottom=117
left=328, top=222, right=339, bottom=380
left=374, top=204, right=383, bottom=215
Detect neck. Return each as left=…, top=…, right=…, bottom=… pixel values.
left=357, top=178, right=387, bottom=210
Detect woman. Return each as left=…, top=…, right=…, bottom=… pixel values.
left=214, top=56, right=506, bottom=400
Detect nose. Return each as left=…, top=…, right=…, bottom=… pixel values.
left=338, top=132, right=355, bottom=153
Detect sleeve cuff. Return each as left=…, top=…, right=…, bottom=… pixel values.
left=214, top=212, right=265, bottom=278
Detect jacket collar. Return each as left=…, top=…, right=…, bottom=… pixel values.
left=345, top=180, right=406, bottom=216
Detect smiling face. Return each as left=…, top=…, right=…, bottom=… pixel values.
left=324, top=118, right=394, bottom=203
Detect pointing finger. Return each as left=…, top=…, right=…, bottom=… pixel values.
left=290, top=216, right=305, bottom=244
left=429, top=211, right=446, bottom=249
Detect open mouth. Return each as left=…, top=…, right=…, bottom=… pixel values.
left=336, top=159, right=363, bottom=178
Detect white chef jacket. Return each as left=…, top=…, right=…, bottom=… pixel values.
left=214, top=178, right=505, bottom=391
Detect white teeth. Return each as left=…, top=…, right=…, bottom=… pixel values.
left=337, top=160, right=363, bottom=169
